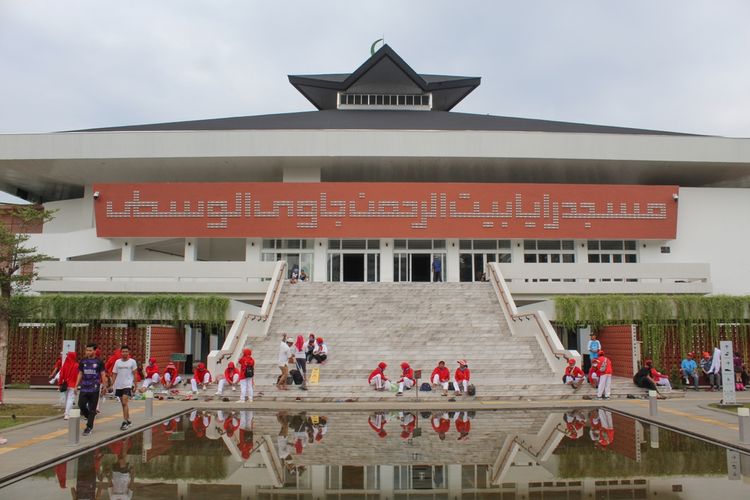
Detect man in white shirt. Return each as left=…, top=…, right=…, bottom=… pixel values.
left=277, top=336, right=293, bottom=390
left=111, top=345, right=138, bottom=431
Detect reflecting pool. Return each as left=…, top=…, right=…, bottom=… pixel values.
left=1, top=408, right=749, bottom=499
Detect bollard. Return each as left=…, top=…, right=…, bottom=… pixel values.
left=650, top=424, right=660, bottom=449
left=68, top=408, right=81, bottom=445
left=738, top=407, right=750, bottom=444
left=145, top=390, right=154, bottom=419
left=648, top=390, right=658, bottom=416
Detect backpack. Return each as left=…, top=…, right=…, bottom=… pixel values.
left=467, top=384, right=476, bottom=396
left=420, top=382, right=432, bottom=391
left=291, top=369, right=304, bottom=385
left=244, top=363, right=254, bottom=379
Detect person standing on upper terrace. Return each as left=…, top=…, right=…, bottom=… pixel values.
left=587, top=333, right=601, bottom=368
left=432, top=256, right=442, bottom=282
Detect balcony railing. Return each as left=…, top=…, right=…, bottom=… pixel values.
left=498, top=262, right=711, bottom=295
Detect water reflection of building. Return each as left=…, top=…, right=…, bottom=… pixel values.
left=3, top=410, right=750, bottom=499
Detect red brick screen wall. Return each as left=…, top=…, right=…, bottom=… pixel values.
left=597, top=325, right=636, bottom=378
left=610, top=412, right=638, bottom=461
left=8, top=324, right=150, bottom=384
left=148, top=326, right=183, bottom=370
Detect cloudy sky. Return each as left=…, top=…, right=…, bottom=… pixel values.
left=1, top=0, right=749, bottom=203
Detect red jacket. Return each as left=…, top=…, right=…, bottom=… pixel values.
left=368, top=367, right=387, bottom=384
left=597, top=356, right=613, bottom=376
left=431, top=416, right=451, bottom=434
left=162, top=363, right=178, bottom=385
left=239, top=429, right=254, bottom=459
left=59, top=352, right=78, bottom=389
left=431, top=366, right=450, bottom=382
left=455, top=367, right=471, bottom=382
left=455, top=416, right=471, bottom=435
left=239, top=349, right=255, bottom=380
left=224, top=362, right=240, bottom=382
left=105, top=350, right=121, bottom=374
left=400, top=367, right=415, bottom=382
left=194, top=363, right=212, bottom=383
left=145, top=359, right=160, bottom=378
left=565, top=366, right=584, bottom=378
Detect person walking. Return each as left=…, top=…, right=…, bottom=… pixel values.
left=238, top=348, right=255, bottom=402
left=75, top=343, right=106, bottom=436
left=454, top=360, right=471, bottom=396
left=430, top=360, right=451, bottom=396
left=595, top=350, right=613, bottom=400
left=111, top=345, right=138, bottom=431
left=431, top=256, right=442, bottom=282
left=59, top=351, right=79, bottom=420
left=215, top=361, right=240, bottom=396
left=278, top=336, right=294, bottom=390
left=396, top=362, right=415, bottom=396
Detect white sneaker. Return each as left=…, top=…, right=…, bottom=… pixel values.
left=238, top=399, right=246, bottom=403
left=232, top=386, right=236, bottom=391
left=214, top=392, right=222, bottom=396
left=63, top=415, right=69, bottom=420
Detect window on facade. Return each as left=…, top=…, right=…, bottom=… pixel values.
left=587, top=240, right=638, bottom=264
left=523, top=240, right=575, bottom=263
left=262, top=239, right=311, bottom=249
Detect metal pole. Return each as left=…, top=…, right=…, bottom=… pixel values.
left=68, top=408, right=80, bottom=445
left=649, top=424, right=659, bottom=449
left=145, top=390, right=154, bottom=419
left=648, top=390, right=658, bottom=416
left=738, top=407, right=750, bottom=444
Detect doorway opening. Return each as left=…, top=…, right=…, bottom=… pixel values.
left=343, top=254, right=365, bottom=282
left=411, top=253, right=431, bottom=282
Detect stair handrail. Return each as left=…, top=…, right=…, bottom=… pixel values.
left=207, top=260, right=287, bottom=376
left=487, top=262, right=579, bottom=371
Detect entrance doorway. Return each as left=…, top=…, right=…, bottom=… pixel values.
left=411, top=253, right=431, bottom=282
left=343, top=254, right=365, bottom=281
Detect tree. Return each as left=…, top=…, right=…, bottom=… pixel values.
left=0, top=204, right=53, bottom=403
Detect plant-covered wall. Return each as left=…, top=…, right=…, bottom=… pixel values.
left=555, top=295, right=750, bottom=365
left=11, top=294, right=229, bottom=326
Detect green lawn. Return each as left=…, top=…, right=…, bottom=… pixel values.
left=0, top=404, right=61, bottom=430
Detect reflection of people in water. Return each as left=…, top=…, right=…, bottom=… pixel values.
left=368, top=412, right=389, bottom=438
left=239, top=411, right=254, bottom=460
left=106, top=439, right=134, bottom=500
left=588, top=409, right=602, bottom=442
left=190, top=410, right=209, bottom=439
left=563, top=411, right=585, bottom=440
left=311, top=416, right=328, bottom=443
left=596, top=409, right=615, bottom=448
left=70, top=449, right=104, bottom=500
left=455, top=411, right=472, bottom=441
left=431, top=412, right=451, bottom=440
left=162, top=415, right=181, bottom=435
left=219, top=411, right=240, bottom=437
left=399, top=412, right=417, bottom=439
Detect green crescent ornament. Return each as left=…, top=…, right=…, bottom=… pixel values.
left=370, top=38, right=384, bottom=56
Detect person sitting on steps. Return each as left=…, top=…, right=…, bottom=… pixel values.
left=312, top=337, right=328, bottom=364
left=396, top=362, right=415, bottom=396
left=454, top=360, right=471, bottom=396
left=368, top=362, right=390, bottom=391
left=430, top=360, right=451, bottom=396
left=563, top=358, right=585, bottom=390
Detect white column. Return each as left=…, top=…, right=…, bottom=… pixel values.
left=121, top=240, right=135, bottom=261
left=511, top=239, right=524, bottom=265
left=575, top=239, right=588, bottom=265
left=185, top=238, right=198, bottom=261
left=311, top=464, right=326, bottom=500
left=83, top=184, right=96, bottom=228
left=380, top=239, right=394, bottom=282
left=313, top=238, right=328, bottom=282
left=447, top=464, right=461, bottom=498
left=245, top=238, right=261, bottom=262
left=446, top=239, right=459, bottom=282
left=379, top=465, right=395, bottom=500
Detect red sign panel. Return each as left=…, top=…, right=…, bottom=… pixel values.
left=94, top=182, right=678, bottom=239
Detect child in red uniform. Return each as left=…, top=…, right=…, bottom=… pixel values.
left=454, top=360, right=471, bottom=396
left=431, top=412, right=451, bottom=440
left=140, top=358, right=161, bottom=392
left=563, top=358, right=585, bottom=389
left=59, top=351, right=78, bottom=419
left=431, top=360, right=451, bottom=396
left=596, top=350, right=613, bottom=400
left=238, top=348, right=255, bottom=403
left=396, top=362, right=415, bottom=396
left=190, top=363, right=212, bottom=394
left=216, top=361, right=240, bottom=396
left=588, top=358, right=600, bottom=389
left=162, top=361, right=182, bottom=388
left=455, top=411, right=472, bottom=441
left=368, top=412, right=388, bottom=438
left=368, top=362, right=390, bottom=391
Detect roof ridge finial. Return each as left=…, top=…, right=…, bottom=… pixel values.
left=370, top=37, right=384, bottom=56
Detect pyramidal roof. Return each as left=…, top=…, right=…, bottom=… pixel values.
left=287, top=44, right=481, bottom=111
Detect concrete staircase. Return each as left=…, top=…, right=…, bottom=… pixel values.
left=231, top=282, right=646, bottom=401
